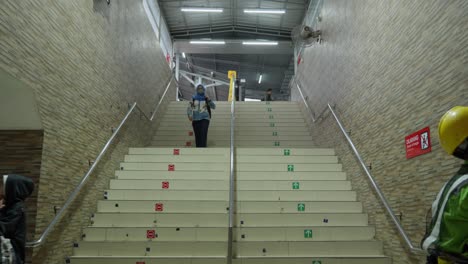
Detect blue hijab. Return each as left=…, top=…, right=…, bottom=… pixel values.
left=193, top=84, right=206, bottom=101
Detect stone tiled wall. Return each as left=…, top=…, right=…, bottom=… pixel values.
left=0, top=0, right=175, bottom=263
left=293, top=1, right=467, bottom=263
left=0, top=130, right=43, bottom=263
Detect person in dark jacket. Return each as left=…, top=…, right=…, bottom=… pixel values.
left=0, top=174, right=34, bottom=264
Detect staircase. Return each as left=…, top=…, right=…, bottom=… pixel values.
left=153, top=101, right=314, bottom=148
left=69, top=101, right=390, bottom=264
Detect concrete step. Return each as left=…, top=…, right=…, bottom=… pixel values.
left=124, top=155, right=230, bottom=163
left=158, top=122, right=307, bottom=128
left=115, top=171, right=347, bottom=181
left=81, top=226, right=375, bottom=242
left=69, top=256, right=390, bottom=264
left=82, top=227, right=228, bottom=242
left=110, top=180, right=229, bottom=190
left=150, top=141, right=316, bottom=148
left=156, top=126, right=309, bottom=132
left=98, top=200, right=229, bottom=213
left=104, top=190, right=229, bottom=201
left=161, top=117, right=307, bottom=123
left=163, top=113, right=306, bottom=119
left=155, top=130, right=311, bottom=136
left=91, top=213, right=228, bottom=227
left=119, top=162, right=229, bottom=171
left=152, top=135, right=314, bottom=142
left=109, top=180, right=351, bottom=191
left=90, top=213, right=368, bottom=228
left=237, top=156, right=338, bottom=164
left=104, top=190, right=356, bottom=201
left=71, top=241, right=384, bottom=257
left=237, top=148, right=334, bottom=156
left=128, top=148, right=229, bottom=155
left=73, top=241, right=227, bottom=256
left=236, top=163, right=342, bottom=172
left=97, top=201, right=363, bottom=213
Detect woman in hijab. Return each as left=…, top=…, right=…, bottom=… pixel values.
left=187, top=84, right=216, bottom=147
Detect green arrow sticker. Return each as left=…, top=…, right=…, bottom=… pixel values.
left=297, top=203, right=305, bottom=212
left=274, top=141, right=281, bottom=146
left=266, top=101, right=271, bottom=105
left=292, top=182, right=300, bottom=190
left=284, top=149, right=290, bottom=156
left=269, top=115, right=274, bottom=119
left=312, top=261, right=322, bottom=264
left=304, top=229, right=313, bottom=238
left=272, top=132, right=278, bottom=136
left=270, top=123, right=275, bottom=127
left=287, top=164, right=294, bottom=172
left=267, top=108, right=272, bottom=112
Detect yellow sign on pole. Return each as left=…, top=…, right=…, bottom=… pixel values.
left=228, top=70, right=237, bottom=102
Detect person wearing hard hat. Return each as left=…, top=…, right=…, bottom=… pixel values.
left=422, top=106, right=468, bottom=264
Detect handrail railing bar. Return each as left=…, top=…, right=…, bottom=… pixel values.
left=295, top=81, right=316, bottom=122
left=150, top=76, right=175, bottom=121
left=327, top=103, right=425, bottom=254
left=27, top=74, right=175, bottom=248
left=27, top=102, right=138, bottom=247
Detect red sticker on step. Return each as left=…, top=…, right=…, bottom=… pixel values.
left=162, top=181, right=169, bottom=189
left=147, top=230, right=156, bottom=239
left=155, top=203, right=164, bottom=211
left=189, top=131, right=193, bottom=136
left=136, top=262, right=145, bottom=264
left=186, top=141, right=192, bottom=147
left=173, top=149, right=180, bottom=155
left=168, top=164, right=175, bottom=171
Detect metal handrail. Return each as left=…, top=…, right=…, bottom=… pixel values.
left=26, top=75, right=176, bottom=248
left=293, top=78, right=425, bottom=254
left=227, top=97, right=235, bottom=263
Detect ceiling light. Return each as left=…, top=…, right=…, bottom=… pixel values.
left=181, top=8, right=223, bottom=13
left=243, top=41, right=278, bottom=45
left=190, top=40, right=226, bottom=45
left=258, top=74, right=263, bottom=84
left=182, top=52, right=186, bottom=58
left=244, top=9, right=286, bottom=14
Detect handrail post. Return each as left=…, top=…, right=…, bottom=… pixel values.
left=227, top=97, right=235, bottom=263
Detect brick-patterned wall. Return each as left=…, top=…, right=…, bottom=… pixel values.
left=0, top=130, right=43, bottom=264
left=0, top=0, right=175, bottom=263
left=293, top=1, right=467, bottom=263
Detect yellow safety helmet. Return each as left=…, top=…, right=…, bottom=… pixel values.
left=438, top=106, right=468, bottom=159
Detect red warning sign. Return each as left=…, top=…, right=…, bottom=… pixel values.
left=405, top=127, right=432, bottom=159
left=173, top=149, right=180, bottom=155
left=189, top=131, right=194, bottom=136
left=136, top=262, right=145, bottom=264
left=155, top=203, right=164, bottom=212
left=147, top=229, right=156, bottom=239
left=186, top=141, right=192, bottom=147
left=162, top=181, right=169, bottom=189
left=168, top=164, right=175, bottom=171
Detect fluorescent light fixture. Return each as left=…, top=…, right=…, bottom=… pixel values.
left=182, top=52, right=186, bottom=58
left=181, top=8, right=223, bottom=13
left=244, top=9, right=286, bottom=14
left=243, top=41, right=278, bottom=45
left=245, top=98, right=261, bottom=102
left=258, top=74, right=263, bottom=84
left=190, top=40, right=226, bottom=45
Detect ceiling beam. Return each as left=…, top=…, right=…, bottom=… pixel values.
left=189, top=56, right=289, bottom=71
left=174, top=40, right=293, bottom=54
